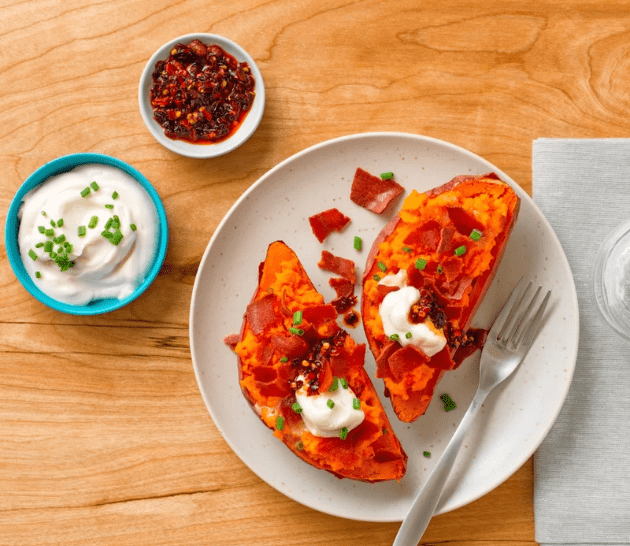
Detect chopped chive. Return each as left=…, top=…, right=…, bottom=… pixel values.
left=101, top=231, right=113, bottom=239
left=377, top=261, right=387, bottom=272
left=130, top=223, right=137, bottom=231
left=329, top=377, right=339, bottom=392
left=105, top=204, right=114, bottom=209
left=327, top=399, right=335, bottom=409
left=57, top=246, right=64, bottom=254
left=423, top=451, right=431, bottom=458
left=402, top=246, right=412, bottom=253
left=65, top=244, right=73, bottom=254
left=437, top=265, right=443, bottom=274
left=49, top=252, right=57, bottom=259
left=352, top=398, right=361, bottom=410
left=293, top=310, right=303, bottom=326
left=41, top=211, right=46, bottom=216
left=80, top=187, right=90, bottom=197
left=88, top=216, right=98, bottom=229
left=276, top=416, right=284, bottom=431
left=354, top=236, right=362, bottom=251
left=380, top=171, right=394, bottom=180
left=295, top=440, right=304, bottom=451
left=90, top=181, right=99, bottom=191
left=406, top=332, right=412, bottom=339
left=372, top=274, right=381, bottom=282
left=57, top=234, right=65, bottom=244
left=389, top=333, right=400, bottom=341
left=35, top=242, right=44, bottom=248
left=53, top=236, right=60, bottom=244
left=441, top=393, right=457, bottom=412
left=35, top=271, right=41, bottom=279
left=28, top=249, right=37, bottom=261
left=415, top=258, right=427, bottom=270
left=470, top=229, right=482, bottom=241
left=110, top=230, right=123, bottom=246
left=104, top=218, right=113, bottom=230
left=280, top=357, right=288, bottom=363
left=292, top=403, right=303, bottom=413
left=50, top=219, right=56, bottom=228
left=340, top=378, right=348, bottom=389
left=288, top=327, right=304, bottom=336
left=57, top=218, right=64, bottom=227
left=44, top=241, right=53, bottom=252
left=454, top=245, right=467, bottom=256
left=339, top=427, right=349, bottom=440
left=112, top=191, right=118, bottom=199
left=44, top=228, right=54, bottom=237
left=78, top=226, right=86, bottom=237
left=111, top=218, right=120, bottom=229
left=38, top=226, right=45, bottom=234
left=382, top=428, right=388, bottom=435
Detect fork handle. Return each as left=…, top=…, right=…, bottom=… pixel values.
left=393, top=389, right=489, bottom=546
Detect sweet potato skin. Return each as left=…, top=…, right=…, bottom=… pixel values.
left=233, top=241, right=407, bottom=482
left=362, top=173, right=520, bottom=422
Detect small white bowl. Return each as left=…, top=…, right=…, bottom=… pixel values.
left=138, top=33, right=265, bottom=159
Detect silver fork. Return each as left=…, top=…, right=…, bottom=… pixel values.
left=393, top=278, right=551, bottom=546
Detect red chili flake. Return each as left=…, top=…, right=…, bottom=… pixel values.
left=149, top=40, right=256, bottom=143
left=308, top=208, right=351, bottom=243
left=350, top=167, right=404, bottom=214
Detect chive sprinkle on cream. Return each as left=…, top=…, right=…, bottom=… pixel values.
left=130, top=224, right=137, bottom=231
left=35, top=271, right=41, bottom=279
left=78, top=226, right=86, bottom=237
left=88, top=216, right=98, bottom=229
left=339, top=427, right=349, bottom=440
left=38, top=226, right=45, bottom=233
left=112, top=191, right=118, bottom=199
left=28, top=249, right=37, bottom=261
left=340, top=378, right=348, bottom=389
left=327, top=399, right=335, bottom=409
left=329, top=377, right=339, bottom=392
left=80, top=187, right=90, bottom=198
left=105, top=204, right=114, bottom=209
left=90, top=181, right=99, bottom=191
left=389, top=333, right=400, bottom=341
left=292, top=403, right=302, bottom=413
left=353, top=398, right=361, bottom=410
left=57, top=218, right=64, bottom=227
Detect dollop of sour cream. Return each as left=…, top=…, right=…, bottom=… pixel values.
left=295, top=376, right=365, bottom=438
left=18, top=164, right=158, bottom=305
left=378, top=273, right=447, bottom=357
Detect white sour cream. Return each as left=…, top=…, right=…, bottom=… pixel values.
left=295, top=376, right=365, bottom=438
left=379, top=283, right=447, bottom=357
left=18, top=164, right=158, bottom=305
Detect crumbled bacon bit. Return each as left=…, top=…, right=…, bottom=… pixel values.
left=246, top=294, right=276, bottom=335
left=350, top=167, right=404, bottom=214
left=318, top=251, right=355, bottom=283
left=308, top=208, right=351, bottom=243
left=222, top=333, right=240, bottom=350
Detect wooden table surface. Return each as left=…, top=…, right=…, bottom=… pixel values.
left=1, top=0, right=627, bottom=544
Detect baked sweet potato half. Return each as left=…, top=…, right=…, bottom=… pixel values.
left=361, top=173, right=520, bottom=422
left=232, top=241, right=407, bottom=482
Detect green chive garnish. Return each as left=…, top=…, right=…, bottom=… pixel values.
left=454, top=245, right=466, bottom=256
left=354, top=236, right=362, bottom=251
left=104, top=218, right=113, bottom=230
left=91, top=181, right=99, bottom=191
left=38, top=226, right=45, bottom=234
left=372, top=274, right=381, bottom=281
left=44, top=228, right=54, bottom=237
left=112, top=191, right=118, bottom=199
left=437, top=265, right=443, bottom=274
left=441, top=393, right=457, bottom=412
left=403, top=246, right=412, bottom=253
left=470, top=229, right=482, bottom=241
left=405, top=332, right=412, bottom=339
left=377, top=261, right=387, bottom=272
left=280, top=357, right=288, bottom=363
left=415, top=258, right=427, bottom=270
left=380, top=172, right=394, bottom=180
left=382, top=428, right=388, bottom=435
left=44, top=242, right=53, bottom=252
left=339, top=427, right=349, bottom=440
left=41, top=211, right=46, bottom=216
left=28, top=249, right=37, bottom=261
left=292, top=403, right=302, bottom=413
left=111, top=218, right=120, bottom=229
left=340, top=378, right=348, bottom=389
left=57, top=246, right=64, bottom=254
left=57, top=218, right=64, bottom=227
left=293, top=310, right=303, bottom=326
left=110, top=230, right=123, bottom=246
left=276, top=416, right=284, bottom=431
left=35, top=271, right=41, bottom=279
left=80, top=187, right=90, bottom=197
left=327, top=399, right=335, bottom=409
left=57, top=234, right=65, bottom=244
left=352, top=398, right=361, bottom=410
left=66, top=244, right=73, bottom=254
left=329, top=377, right=339, bottom=392
left=35, top=242, right=44, bottom=248
left=78, top=226, right=86, bottom=237
left=423, top=451, right=431, bottom=457
left=49, top=252, right=57, bottom=259
left=105, top=204, right=114, bottom=209
left=101, top=231, right=113, bottom=239
left=295, top=440, right=304, bottom=451
left=130, top=224, right=137, bottom=231
left=288, top=327, right=304, bottom=336
left=390, top=333, right=400, bottom=341
left=88, top=216, right=98, bottom=229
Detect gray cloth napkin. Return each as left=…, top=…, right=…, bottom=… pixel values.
left=533, top=139, right=630, bottom=545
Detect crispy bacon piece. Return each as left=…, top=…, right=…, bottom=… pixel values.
left=223, top=333, right=240, bottom=350
left=246, top=294, right=276, bottom=335
left=308, top=208, right=351, bottom=243
left=350, top=168, right=404, bottom=214
left=403, top=221, right=441, bottom=252
left=318, top=250, right=355, bottom=283
left=386, top=345, right=429, bottom=382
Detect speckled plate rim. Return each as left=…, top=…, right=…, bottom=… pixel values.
left=189, top=132, right=579, bottom=521
left=5, top=153, right=168, bottom=315
left=138, top=33, right=265, bottom=159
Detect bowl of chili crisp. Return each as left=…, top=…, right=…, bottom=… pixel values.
left=139, top=33, right=264, bottom=158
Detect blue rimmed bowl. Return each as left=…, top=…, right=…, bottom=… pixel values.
left=5, top=153, right=169, bottom=315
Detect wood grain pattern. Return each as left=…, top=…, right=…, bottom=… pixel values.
left=2, top=0, right=628, bottom=544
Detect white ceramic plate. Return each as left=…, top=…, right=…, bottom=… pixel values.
left=189, top=132, right=579, bottom=522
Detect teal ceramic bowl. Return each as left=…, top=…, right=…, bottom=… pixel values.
left=5, top=153, right=168, bottom=315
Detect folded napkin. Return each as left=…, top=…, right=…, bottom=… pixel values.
left=533, top=139, right=630, bottom=546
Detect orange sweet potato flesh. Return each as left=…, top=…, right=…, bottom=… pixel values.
left=362, top=173, right=520, bottom=422
left=233, top=241, right=407, bottom=482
